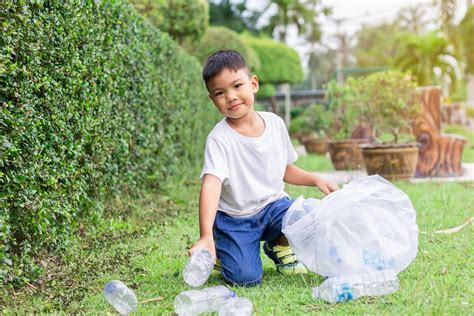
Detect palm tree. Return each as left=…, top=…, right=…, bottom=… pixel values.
left=394, top=32, right=458, bottom=87
left=259, top=0, right=325, bottom=44
left=397, top=5, right=430, bottom=35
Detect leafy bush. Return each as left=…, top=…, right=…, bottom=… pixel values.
left=256, top=83, right=275, bottom=98
left=289, top=104, right=331, bottom=137
left=183, top=26, right=261, bottom=71
left=129, top=0, right=209, bottom=44
left=240, top=33, right=303, bottom=84
left=325, top=80, right=361, bottom=140
left=0, top=0, right=218, bottom=286
left=355, top=71, right=419, bottom=143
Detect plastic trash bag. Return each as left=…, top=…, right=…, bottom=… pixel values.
left=282, top=175, right=418, bottom=277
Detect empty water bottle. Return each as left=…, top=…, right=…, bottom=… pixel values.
left=183, top=248, right=215, bottom=287
left=312, top=269, right=399, bottom=304
left=174, top=285, right=236, bottom=315
left=103, top=280, right=138, bottom=314
left=218, top=297, right=253, bottom=316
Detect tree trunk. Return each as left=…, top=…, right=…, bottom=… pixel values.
left=413, top=86, right=466, bottom=177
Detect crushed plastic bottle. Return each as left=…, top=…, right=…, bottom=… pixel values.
left=174, top=285, right=236, bottom=315
left=183, top=248, right=215, bottom=287
left=312, top=269, right=399, bottom=304
left=103, top=280, right=138, bottom=314
left=218, top=297, right=253, bottom=316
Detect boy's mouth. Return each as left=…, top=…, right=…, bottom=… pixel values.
left=228, top=103, right=242, bottom=111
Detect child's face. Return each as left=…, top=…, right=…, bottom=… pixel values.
left=207, top=67, right=259, bottom=120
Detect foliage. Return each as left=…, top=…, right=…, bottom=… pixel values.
left=325, top=79, right=361, bottom=140
left=0, top=0, right=218, bottom=286
left=354, top=22, right=408, bottom=68
left=259, top=0, right=329, bottom=44
left=458, top=6, right=474, bottom=74
left=307, top=50, right=336, bottom=89
left=241, top=33, right=303, bottom=84
left=208, top=0, right=260, bottom=34
left=394, top=32, right=458, bottom=87
left=183, top=26, right=261, bottom=72
left=396, top=4, right=430, bottom=35
left=289, top=104, right=330, bottom=137
left=256, top=83, right=276, bottom=98
left=129, top=0, right=208, bottom=44
left=355, top=71, right=420, bottom=143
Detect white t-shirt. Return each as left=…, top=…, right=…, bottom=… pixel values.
left=200, top=111, right=298, bottom=217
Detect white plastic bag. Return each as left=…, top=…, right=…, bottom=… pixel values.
left=282, top=175, right=418, bottom=277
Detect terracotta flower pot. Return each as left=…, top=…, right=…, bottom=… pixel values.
left=303, top=137, right=328, bottom=155
left=360, top=142, right=419, bottom=180
left=328, top=139, right=369, bottom=170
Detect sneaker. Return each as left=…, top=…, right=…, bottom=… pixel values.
left=263, top=241, right=307, bottom=275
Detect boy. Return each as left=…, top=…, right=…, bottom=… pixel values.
left=189, top=50, right=339, bottom=286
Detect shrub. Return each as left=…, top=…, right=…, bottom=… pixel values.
left=325, top=79, right=361, bottom=140
left=0, top=0, right=218, bottom=286
left=129, top=0, right=209, bottom=44
left=354, top=71, right=420, bottom=143
left=240, top=33, right=304, bottom=84
left=183, top=26, right=261, bottom=72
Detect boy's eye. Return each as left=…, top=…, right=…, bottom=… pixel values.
left=214, top=91, right=223, bottom=97
left=235, top=83, right=243, bottom=88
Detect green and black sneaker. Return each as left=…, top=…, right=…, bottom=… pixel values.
left=263, top=241, right=307, bottom=275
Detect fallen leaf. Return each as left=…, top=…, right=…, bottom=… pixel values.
left=434, top=217, right=473, bottom=234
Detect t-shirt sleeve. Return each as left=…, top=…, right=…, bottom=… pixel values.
left=200, top=137, right=229, bottom=182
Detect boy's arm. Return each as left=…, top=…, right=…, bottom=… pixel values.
left=283, top=164, right=339, bottom=195
left=189, top=174, right=222, bottom=258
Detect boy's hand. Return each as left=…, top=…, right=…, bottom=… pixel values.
left=188, top=236, right=216, bottom=259
left=316, top=178, right=339, bottom=195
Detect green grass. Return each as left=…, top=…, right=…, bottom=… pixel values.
left=3, top=157, right=473, bottom=314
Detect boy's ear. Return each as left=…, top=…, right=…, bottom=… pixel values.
left=251, top=75, right=259, bottom=93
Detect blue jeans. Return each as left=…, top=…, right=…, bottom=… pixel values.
left=213, top=197, right=294, bottom=286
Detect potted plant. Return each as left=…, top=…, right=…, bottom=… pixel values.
left=325, top=79, right=371, bottom=170
left=357, top=71, right=420, bottom=180
left=298, top=104, right=331, bottom=155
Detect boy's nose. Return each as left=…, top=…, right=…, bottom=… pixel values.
left=226, top=91, right=237, bottom=102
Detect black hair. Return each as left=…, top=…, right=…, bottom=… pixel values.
left=202, top=50, right=250, bottom=86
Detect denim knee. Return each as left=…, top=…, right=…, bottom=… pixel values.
left=222, top=265, right=262, bottom=287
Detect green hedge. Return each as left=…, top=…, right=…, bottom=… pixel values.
left=240, top=33, right=304, bottom=84
left=0, top=0, right=218, bottom=286
left=183, top=26, right=261, bottom=72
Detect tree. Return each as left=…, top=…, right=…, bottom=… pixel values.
left=129, top=0, right=209, bottom=45
left=354, top=22, right=406, bottom=68
left=183, top=26, right=261, bottom=72
left=394, top=32, right=458, bottom=87
left=259, top=0, right=327, bottom=44
left=396, top=4, right=430, bottom=35
left=208, top=0, right=260, bottom=34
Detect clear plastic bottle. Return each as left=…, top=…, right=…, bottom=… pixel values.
left=312, top=269, right=399, bottom=304
left=174, top=285, right=236, bottom=316
left=218, top=297, right=253, bottom=316
left=183, top=248, right=215, bottom=287
left=103, top=280, right=138, bottom=314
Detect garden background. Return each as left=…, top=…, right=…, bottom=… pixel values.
left=1, top=0, right=473, bottom=314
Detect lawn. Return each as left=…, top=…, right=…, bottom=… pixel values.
left=3, top=154, right=473, bottom=315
